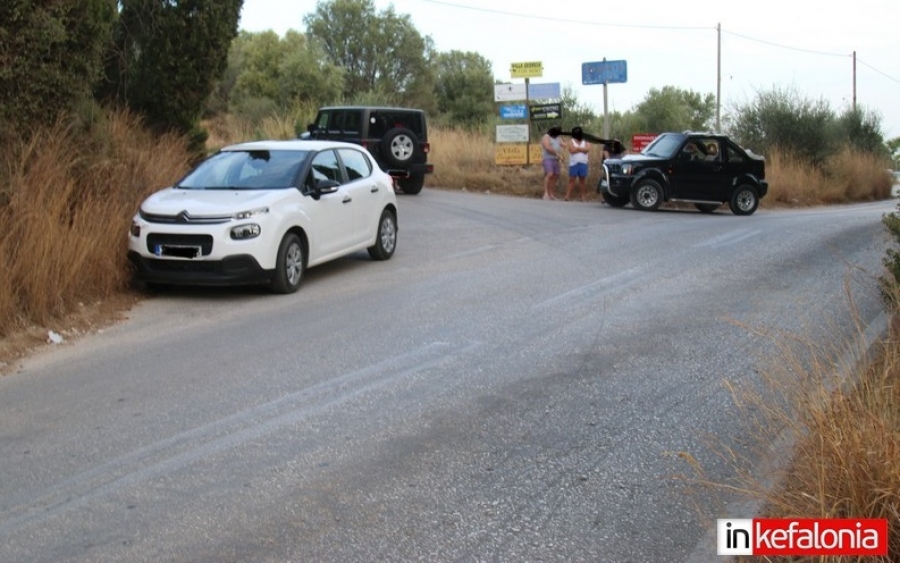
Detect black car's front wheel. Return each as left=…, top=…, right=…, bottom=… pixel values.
left=630, top=180, right=663, bottom=211
left=271, top=232, right=305, bottom=294
left=729, top=185, right=759, bottom=216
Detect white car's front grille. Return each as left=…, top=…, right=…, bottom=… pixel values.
left=141, top=210, right=232, bottom=224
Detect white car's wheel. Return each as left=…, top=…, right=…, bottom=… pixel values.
left=271, top=233, right=304, bottom=294
left=367, top=210, right=397, bottom=260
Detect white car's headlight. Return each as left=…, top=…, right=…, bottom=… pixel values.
left=233, top=207, right=269, bottom=220
left=230, top=224, right=261, bottom=240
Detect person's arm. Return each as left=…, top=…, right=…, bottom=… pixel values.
left=541, top=135, right=552, bottom=153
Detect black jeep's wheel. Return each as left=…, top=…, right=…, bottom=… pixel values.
left=381, top=127, right=421, bottom=168
left=397, top=173, right=424, bottom=195
left=695, top=203, right=720, bottom=214
left=630, top=179, right=663, bottom=211
left=601, top=190, right=629, bottom=207
left=367, top=209, right=397, bottom=261
left=729, top=185, right=759, bottom=216
left=270, top=233, right=305, bottom=294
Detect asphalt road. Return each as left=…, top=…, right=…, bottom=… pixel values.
left=0, top=190, right=893, bottom=562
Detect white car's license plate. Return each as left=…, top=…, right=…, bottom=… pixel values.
left=155, top=245, right=202, bottom=259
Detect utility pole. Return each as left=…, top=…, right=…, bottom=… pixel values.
left=852, top=51, right=857, bottom=111
left=716, top=23, right=721, bottom=132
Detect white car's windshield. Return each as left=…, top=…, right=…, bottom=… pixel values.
left=178, top=150, right=309, bottom=190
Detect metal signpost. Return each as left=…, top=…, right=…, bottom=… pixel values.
left=581, top=59, right=628, bottom=138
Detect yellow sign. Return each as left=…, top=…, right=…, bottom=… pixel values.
left=495, top=144, right=529, bottom=165
left=529, top=144, right=543, bottom=165
left=510, top=61, right=543, bottom=79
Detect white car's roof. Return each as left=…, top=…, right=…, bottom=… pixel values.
left=221, top=139, right=363, bottom=152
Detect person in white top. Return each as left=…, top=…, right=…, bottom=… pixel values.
left=565, top=126, right=590, bottom=201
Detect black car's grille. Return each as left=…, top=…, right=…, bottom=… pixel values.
left=606, top=163, right=622, bottom=174
left=146, top=234, right=214, bottom=256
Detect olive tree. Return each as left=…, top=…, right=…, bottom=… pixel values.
left=433, top=50, right=494, bottom=127
left=215, top=30, right=344, bottom=121
left=303, top=0, right=435, bottom=110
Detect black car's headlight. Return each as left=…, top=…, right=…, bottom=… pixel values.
left=621, top=164, right=634, bottom=176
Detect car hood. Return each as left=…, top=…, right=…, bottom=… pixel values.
left=140, top=187, right=292, bottom=216
left=605, top=153, right=658, bottom=166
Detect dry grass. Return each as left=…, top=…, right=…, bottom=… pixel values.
left=0, top=111, right=191, bottom=339
left=764, top=146, right=892, bottom=206
left=428, top=127, right=607, bottom=200
left=691, top=293, right=900, bottom=562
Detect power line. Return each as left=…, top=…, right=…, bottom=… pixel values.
left=416, top=0, right=712, bottom=31
left=416, top=0, right=900, bottom=85
left=857, top=57, right=900, bottom=85
left=721, top=29, right=848, bottom=57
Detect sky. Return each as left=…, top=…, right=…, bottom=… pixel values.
left=238, top=0, right=900, bottom=137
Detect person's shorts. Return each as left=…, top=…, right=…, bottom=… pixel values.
left=569, top=162, right=588, bottom=178
left=542, top=158, right=560, bottom=175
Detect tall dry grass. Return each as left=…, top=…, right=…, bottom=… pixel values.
left=0, top=111, right=191, bottom=336
left=428, top=127, right=607, bottom=199
left=693, top=301, right=900, bottom=562
left=753, top=146, right=892, bottom=206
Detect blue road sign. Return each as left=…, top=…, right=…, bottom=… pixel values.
left=582, top=60, right=628, bottom=85
left=499, top=104, right=528, bottom=119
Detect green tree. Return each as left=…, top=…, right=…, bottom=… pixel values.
left=0, top=0, right=115, bottom=134
left=729, top=86, right=835, bottom=163
left=99, top=0, right=243, bottom=149
left=835, top=106, right=886, bottom=157
left=630, top=86, right=716, bottom=134
left=216, top=30, right=344, bottom=122
left=887, top=137, right=900, bottom=167
left=433, top=50, right=494, bottom=127
left=303, top=0, right=435, bottom=109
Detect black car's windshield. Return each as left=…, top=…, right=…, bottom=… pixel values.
left=178, top=149, right=309, bottom=190
left=641, top=134, right=685, bottom=158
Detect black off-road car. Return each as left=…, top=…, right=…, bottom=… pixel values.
left=599, top=132, right=768, bottom=215
left=304, top=106, right=433, bottom=194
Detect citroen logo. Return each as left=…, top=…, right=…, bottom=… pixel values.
left=176, top=211, right=191, bottom=223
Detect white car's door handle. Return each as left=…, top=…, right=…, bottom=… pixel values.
left=342, top=196, right=352, bottom=204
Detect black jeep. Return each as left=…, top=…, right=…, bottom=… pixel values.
left=599, top=132, right=768, bottom=215
left=304, top=106, right=433, bottom=194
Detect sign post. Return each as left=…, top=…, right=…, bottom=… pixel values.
left=581, top=59, right=628, bottom=139
left=509, top=61, right=544, bottom=165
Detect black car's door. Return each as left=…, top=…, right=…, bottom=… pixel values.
left=668, top=138, right=730, bottom=201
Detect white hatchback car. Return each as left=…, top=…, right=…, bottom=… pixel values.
left=128, top=140, right=398, bottom=293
